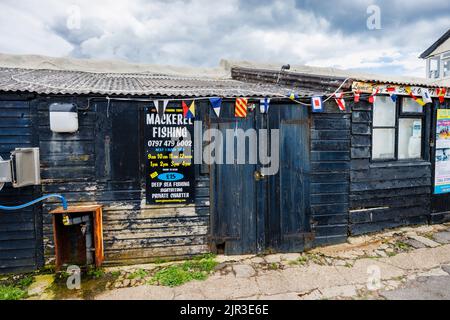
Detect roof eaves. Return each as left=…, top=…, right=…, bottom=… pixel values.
left=420, top=29, right=450, bottom=59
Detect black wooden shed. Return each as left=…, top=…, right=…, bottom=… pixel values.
left=232, top=64, right=450, bottom=235
left=0, top=59, right=449, bottom=274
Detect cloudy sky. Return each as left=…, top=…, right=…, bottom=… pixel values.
left=0, top=0, right=449, bottom=77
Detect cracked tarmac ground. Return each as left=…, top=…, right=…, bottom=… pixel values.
left=19, top=223, right=450, bottom=300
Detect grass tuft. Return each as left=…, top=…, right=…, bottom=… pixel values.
left=149, top=254, right=218, bottom=287
left=0, top=285, right=27, bottom=300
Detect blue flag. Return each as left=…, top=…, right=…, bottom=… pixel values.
left=209, top=97, right=222, bottom=117
left=260, top=98, right=271, bottom=114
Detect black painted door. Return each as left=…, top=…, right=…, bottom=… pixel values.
left=211, top=102, right=310, bottom=255
left=210, top=102, right=258, bottom=254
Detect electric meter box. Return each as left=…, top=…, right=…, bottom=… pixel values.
left=49, top=103, right=79, bottom=133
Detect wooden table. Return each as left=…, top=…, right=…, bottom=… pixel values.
left=50, top=205, right=104, bottom=270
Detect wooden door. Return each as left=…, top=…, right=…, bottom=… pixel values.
left=210, top=102, right=311, bottom=255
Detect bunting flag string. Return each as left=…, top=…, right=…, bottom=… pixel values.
left=260, top=98, right=271, bottom=114
left=139, top=78, right=449, bottom=118
left=182, top=101, right=196, bottom=119
left=333, top=92, right=346, bottom=111
left=235, top=98, right=248, bottom=118
left=209, top=97, right=222, bottom=117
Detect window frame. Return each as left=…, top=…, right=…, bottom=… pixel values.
left=371, top=96, right=425, bottom=162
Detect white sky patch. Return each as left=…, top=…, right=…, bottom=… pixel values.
left=0, top=0, right=448, bottom=77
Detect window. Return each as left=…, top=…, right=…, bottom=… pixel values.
left=372, top=97, right=424, bottom=161
left=428, top=57, right=440, bottom=79
left=443, top=57, right=450, bottom=78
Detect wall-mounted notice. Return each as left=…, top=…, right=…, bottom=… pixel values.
left=434, top=109, right=450, bottom=194
left=144, top=104, right=195, bottom=204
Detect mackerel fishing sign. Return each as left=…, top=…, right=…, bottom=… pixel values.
left=144, top=103, right=195, bottom=205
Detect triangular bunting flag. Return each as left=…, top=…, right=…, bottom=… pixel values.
left=333, top=92, right=346, bottom=111
left=354, top=91, right=361, bottom=103
left=369, top=88, right=380, bottom=104
left=182, top=101, right=195, bottom=119
left=209, top=97, right=222, bottom=117
left=259, top=98, right=271, bottom=114
left=153, top=100, right=169, bottom=115
left=311, top=96, right=323, bottom=113
left=422, top=89, right=433, bottom=104
left=235, top=98, right=248, bottom=118
left=438, top=88, right=447, bottom=103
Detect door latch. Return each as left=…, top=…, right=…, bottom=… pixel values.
left=254, top=170, right=266, bottom=181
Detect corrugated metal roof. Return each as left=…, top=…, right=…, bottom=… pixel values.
left=228, top=61, right=450, bottom=88
left=0, top=67, right=317, bottom=98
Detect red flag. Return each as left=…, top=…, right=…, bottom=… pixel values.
left=438, top=88, right=447, bottom=103
left=334, top=92, right=346, bottom=111
left=354, top=90, right=361, bottom=103
left=235, top=98, right=248, bottom=118
left=369, top=88, right=380, bottom=104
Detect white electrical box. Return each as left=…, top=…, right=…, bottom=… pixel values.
left=49, top=103, right=79, bottom=133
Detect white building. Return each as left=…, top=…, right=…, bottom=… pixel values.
left=421, top=29, right=450, bottom=80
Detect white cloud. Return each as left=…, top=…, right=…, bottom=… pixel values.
left=0, top=0, right=448, bottom=77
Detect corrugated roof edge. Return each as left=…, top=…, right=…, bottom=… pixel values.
left=0, top=66, right=315, bottom=98
left=227, top=61, right=450, bottom=88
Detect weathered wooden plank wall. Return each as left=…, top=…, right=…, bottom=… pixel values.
left=310, top=101, right=350, bottom=246
left=36, top=96, right=210, bottom=266
left=349, top=100, right=432, bottom=235
left=0, top=96, right=43, bottom=274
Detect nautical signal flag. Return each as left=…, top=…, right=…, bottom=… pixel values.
left=333, top=92, right=346, bottom=111
left=235, top=98, right=248, bottom=118
left=260, top=98, right=271, bottom=114
left=386, top=87, right=398, bottom=102
left=311, top=96, right=323, bottom=113
left=209, top=97, right=222, bottom=117
left=182, top=101, right=195, bottom=119
left=422, top=89, right=433, bottom=104
left=405, top=87, right=426, bottom=107
left=289, top=92, right=299, bottom=100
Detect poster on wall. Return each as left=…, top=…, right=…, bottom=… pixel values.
left=434, top=109, right=450, bottom=194
left=144, top=104, right=195, bottom=204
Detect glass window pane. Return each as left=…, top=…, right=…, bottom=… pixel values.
left=398, top=119, right=422, bottom=160
left=372, top=128, right=395, bottom=160
left=444, top=59, right=450, bottom=78
left=428, top=57, right=440, bottom=79
left=373, top=96, right=396, bottom=127
left=402, top=97, right=423, bottom=113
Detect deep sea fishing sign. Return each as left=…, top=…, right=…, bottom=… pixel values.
left=144, top=103, right=195, bottom=205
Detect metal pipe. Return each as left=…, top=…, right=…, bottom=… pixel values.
left=0, top=194, right=68, bottom=211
